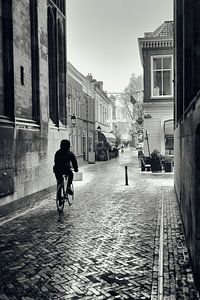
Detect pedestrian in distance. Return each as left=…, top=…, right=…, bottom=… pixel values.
left=53, top=139, right=78, bottom=195
left=121, top=144, right=124, bottom=153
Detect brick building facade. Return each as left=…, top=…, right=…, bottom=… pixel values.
left=67, top=62, right=95, bottom=163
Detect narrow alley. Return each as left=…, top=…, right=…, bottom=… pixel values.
left=0, top=150, right=199, bottom=300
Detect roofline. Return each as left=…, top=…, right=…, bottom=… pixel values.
left=138, top=37, right=173, bottom=66
left=67, top=61, right=89, bottom=83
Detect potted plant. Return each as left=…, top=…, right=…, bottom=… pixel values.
left=163, top=157, right=173, bottom=172
left=150, top=149, right=162, bottom=172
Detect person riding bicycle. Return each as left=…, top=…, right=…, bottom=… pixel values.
left=53, top=139, right=78, bottom=195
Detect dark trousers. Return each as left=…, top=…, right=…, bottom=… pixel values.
left=54, top=169, right=73, bottom=188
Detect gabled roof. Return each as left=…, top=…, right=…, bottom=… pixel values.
left=138, top=21, right=174, bottom=65
left=144, top=21, right=173, bottom=39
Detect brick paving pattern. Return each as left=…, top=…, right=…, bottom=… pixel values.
left=151, top=187, right=200, bottom=300
left=163, top=188, right=199, bottom=299
left=0, top=149, right=199, bottom=299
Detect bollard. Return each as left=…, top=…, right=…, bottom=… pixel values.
left=125, top=166, right=128, bottom=185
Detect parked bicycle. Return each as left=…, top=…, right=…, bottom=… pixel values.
left=56, top=173, right=74, bottom=214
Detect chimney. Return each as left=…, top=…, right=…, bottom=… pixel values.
left=87, top=73, right=93, bottom=81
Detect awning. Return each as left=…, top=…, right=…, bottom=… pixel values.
left=98, top=131, right=116, bottom=143
left=103, top=132, right=116, bottom=143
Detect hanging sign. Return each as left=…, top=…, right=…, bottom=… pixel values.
left=137, top=117, right=143, bottom=125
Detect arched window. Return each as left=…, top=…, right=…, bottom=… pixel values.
left=47, top=1, right=66, bottom=126
left=0, top=0, right=14, bottom=121
left=47, top=6, right=58, bottom=125
left=0, top=1, right=4, bottom=116
left=58, top=18, right=66, bottom=124
left=53, top=0, right=65, bottom=14
left=30, top=0, right=40, bottom=122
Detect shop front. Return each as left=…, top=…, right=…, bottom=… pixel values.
left=95, top=131, right=118, bottom=161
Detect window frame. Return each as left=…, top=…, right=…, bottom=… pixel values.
left=47, top=5, right=58, bottom=125
left=57, top=16, right=66, bottom=125
left=47, top=0, right=66, bottom=127
left=0, top=0, right=4, bottom=116
left=0, top=0, right=14, bottom=122
left=30, top=0, right=40, bottom=123
left=151, top=55, right=173, bottom=99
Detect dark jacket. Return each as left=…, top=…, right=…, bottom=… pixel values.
left=53, top=149, right=78, bottom=174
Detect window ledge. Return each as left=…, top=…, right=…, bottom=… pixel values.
left=58, top=126, right=68, bottom=131
left=49, top=118, right=58, bottom=130
left=0, top=116, right=14, bottom=127
left=150, top=96, right=173, bottom=99
left=49, top=119, right=68, bottom=131
left=15, top=118, right=40, bottom=131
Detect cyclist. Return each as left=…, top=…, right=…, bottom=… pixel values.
left=53, top=139, right=78, bottom=195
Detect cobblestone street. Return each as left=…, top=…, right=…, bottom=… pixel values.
left=0, top=149, right=199, bottom=299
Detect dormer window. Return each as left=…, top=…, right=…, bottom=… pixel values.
left=151, top=55, right=173, bottom=98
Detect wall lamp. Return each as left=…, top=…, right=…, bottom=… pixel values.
left=68, top=93, right=72, bottom=99
left=71, top=114, right=76, bottom=127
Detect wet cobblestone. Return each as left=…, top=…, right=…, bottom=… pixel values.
left=0, top=150, right=199, bottom=299
left=163, top=188, right=199, bottom=299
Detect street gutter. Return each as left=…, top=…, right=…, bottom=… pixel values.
left=158, top=189, right=164, bottom=300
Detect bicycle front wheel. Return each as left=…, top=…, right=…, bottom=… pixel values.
left=56, top=183, right=65, bottom=213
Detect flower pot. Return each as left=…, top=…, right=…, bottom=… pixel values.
left=164, top=161, right=173, bottom=172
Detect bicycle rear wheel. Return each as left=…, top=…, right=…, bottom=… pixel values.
left=56, top=183, right=65, bottom=213
left=67, top=184, right=74, bottom=206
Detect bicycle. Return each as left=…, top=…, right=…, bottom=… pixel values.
left=56, top=174, right=74, bottom=214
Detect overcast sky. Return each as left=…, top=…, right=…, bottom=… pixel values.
left=66, top=0, right=173, bottom=93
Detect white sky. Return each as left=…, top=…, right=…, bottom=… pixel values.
left=66, top=0, right=173, bottom=93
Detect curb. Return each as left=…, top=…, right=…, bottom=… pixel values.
left=151, top=187, right=200, bottom=299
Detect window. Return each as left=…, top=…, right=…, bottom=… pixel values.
left=95, top=101, right=98, bottom=122
left=0, top=1, right=4, bottom=115
left=51, top=0, right=65, bottom=14
left=30, top=0, right=40, bottom=122
left=58, top=18, right=66, bottom=125
left=48, top=6, right=58, bottom=125
left=0, top=0, right=14, bottom=120
left=67, top=85, right=72, bottom=115
left=165, top=136, right=174, bottom=151
left=151, top=55, right=173, bottom=97
left=72, top=89, right=76, bottom=115
left=47, top=0, right=66, bottom=126
left=164, top=119, right=174, bottom=153
left=76, top=91, right=81, bottom=118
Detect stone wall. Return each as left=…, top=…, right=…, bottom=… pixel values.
left=0, top=0, right=68, bottom=207
left=174, top=95, right=200, bottom=279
